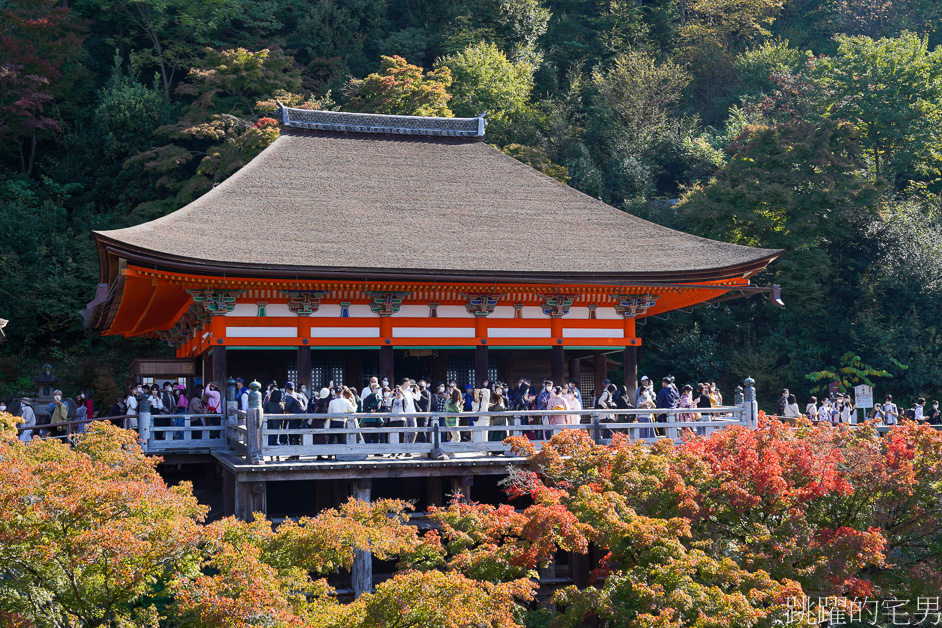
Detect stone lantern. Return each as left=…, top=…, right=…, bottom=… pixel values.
left=34, top=364, right=58, bottom=417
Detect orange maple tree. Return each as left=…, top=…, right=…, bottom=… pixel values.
left=0, top=418, right=206, bottom=627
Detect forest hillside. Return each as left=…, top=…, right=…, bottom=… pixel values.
left=2, top=0, right=942, bottom=405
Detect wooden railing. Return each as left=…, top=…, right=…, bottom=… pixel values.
left=16, top=414, right=133, bottom=439
left=140, top=413, right=228, bottom=452
left=135, top=406, right=749, bottom=461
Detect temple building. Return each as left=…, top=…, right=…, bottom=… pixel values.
left=83, top=107, right=781, bottom=394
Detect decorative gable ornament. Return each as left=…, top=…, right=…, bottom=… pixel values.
left=282, top=290, right=330, bottom=316
left=463, top=293, right=500, bottom=317
left=539, top=294, right=577, bottom=318
left=612, top=293, right=659, bottom=318
left=364, top=291, right=411, bottom=316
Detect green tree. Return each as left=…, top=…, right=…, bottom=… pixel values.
left=176, top=47, right=301, bottom=118
left=593, top=48, right=689, bottom=137
left=805, top=351, right=893, bottom=394
left=677, top=120, right=880, bottom=313
left=500, top=144, right=569, bottom=183
left=346, top=55, right=454, bottom=117
left=87, top=0, right=238, bottom=100
left=94, top=68, right=171, bottom=160
left=677, top=0, right=785, bottom=117
left=437, top=42, right=533, bottom=141
left=815, top=32, right=942, bottom=183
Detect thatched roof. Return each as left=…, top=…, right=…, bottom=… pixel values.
left=93, top=110, right=779, bottom=284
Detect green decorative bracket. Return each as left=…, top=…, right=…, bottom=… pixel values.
left=463, top=293, right=500, bottom=317
left=539, top=294, right=577, bottom=318
left=187, top=288, right=244, bottom=315
left=612, top=293, right=659, bottom=318
left=364, top=291, right=411, bottom=316
left=281, top=290, right=330, bottom=316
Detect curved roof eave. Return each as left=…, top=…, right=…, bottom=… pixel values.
left=95, top=235, right=782, bottom=286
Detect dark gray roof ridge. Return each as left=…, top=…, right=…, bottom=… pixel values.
left=277, top=104, right=485, bottom=137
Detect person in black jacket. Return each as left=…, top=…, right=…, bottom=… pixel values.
left=696, top=383, right=712, bottom=409
left=927, top=401, right=941, bottom=425
left=361, top=383, right=386, bottom=443
left=775, top=389, right=789, bottom=416
left=414, top=379, right=432, bottom=442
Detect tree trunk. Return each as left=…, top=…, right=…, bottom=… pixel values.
left=20, top=132, right=37, bottom=177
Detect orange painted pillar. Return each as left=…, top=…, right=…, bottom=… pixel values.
left=623, top=318, right=638, bottom=399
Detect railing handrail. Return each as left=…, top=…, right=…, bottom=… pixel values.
left=255, top=419, right=742, bottom=435
left=251, top=406, right=743, bottom=421
left=15, top=414, right=133, bottom=434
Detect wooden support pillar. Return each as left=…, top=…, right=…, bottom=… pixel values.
left=623, top=345, right=638, bottom=402
left=475, top=344, right=489, bottom=386
left=568, top=357, right=581, bottom=385
left=223, top=469, right=236, bottom=517
left=450, top=476, right=473, bottom=502
left=430, top=351, right=446, bottom=385
left=345, top=351, right=364, bottom=389
left=236, top=480, right=267, bottom=522
left=297, top=346, right=312, bottom=394
left=202, top=351, right=212, bottom=386
left=380, top=345, right=394, bottom=384
left=570, top=550, right=591, bottom=589
left=426, top=477, right=443, bottom=509
left=551, top=345, right=565, bottom=385
left=211, top=346, right=227, bottom=387
left=594, top=351, right=607, bottom=398
left=351, top=479, right=373, bottom=598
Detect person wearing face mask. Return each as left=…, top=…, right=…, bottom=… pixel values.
left=926, top=400, right=941, bottom=425
left=432, top=382, right=448, bottom=429
left=472, top=387, right=491, bottom=436
left=564, top=384, right=582, bottom=424
left=537, top=380, right=553, bottom=411
left=361, top=376, right=378, bottom=401
left=361, top=383, right=385, bottom=444
left=488, top=386, right=508, bottom=445
left=387, top=386, right=410, bottom=456
left=125, top=384, right=141, bottom=430
left=414, top=380, right=431, bottom=442
left=547, top=385, right=571, bottom=430
left=47, top=390, right=69, bottom=438
left=17, top=398, right=37, bottom=442
left=73, top=392, right=88, bottom=434
left=568, top=381, right=582, bottom=408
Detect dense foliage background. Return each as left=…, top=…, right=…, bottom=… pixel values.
left=2, top=0, right=942, bottom=407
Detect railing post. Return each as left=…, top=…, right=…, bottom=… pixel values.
left=226, top=377, right=237, bottom=424
left=471, top=416, right=483, bottom=443
left=337, top=418, right=367, bottom=462
left=139, top=401, right=152, bottom=451
left=247, top=380, right=264, bottom=464
left=592, top=415, right=601, bottom=445
left=743, top=377, right=758, bottom=428
left=430, top=421, right=447, bottom=460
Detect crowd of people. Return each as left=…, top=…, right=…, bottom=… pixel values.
left=226, top=373, right=728, bottom=456
left=774, top=388, right=942, bottom=426
left=3, top=374, right=731, bottom=449
left=9, top=377, right=942, bottom=453
left=5, top=390, right=94, bottom=442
